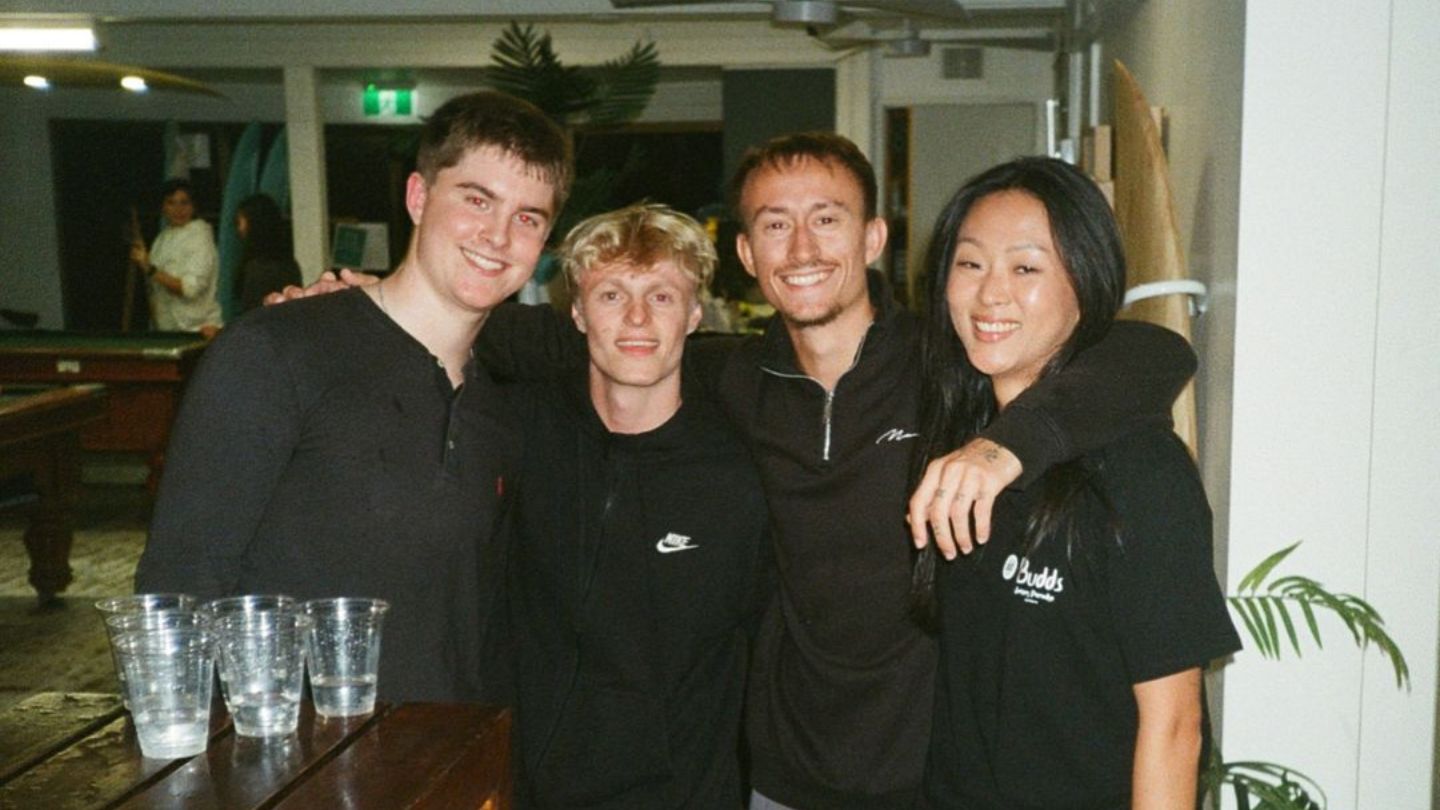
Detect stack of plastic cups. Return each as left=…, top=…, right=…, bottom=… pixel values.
left=202, top=595, right=309, bottom=738
left=95, top=594, right=199, bottom=709
left=106, top=609, right=216, bottom=759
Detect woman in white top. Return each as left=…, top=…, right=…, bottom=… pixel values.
left=130, top=178, right=222, bottom=333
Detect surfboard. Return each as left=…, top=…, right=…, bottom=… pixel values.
left=217, top=122, right=262, bottom=322
left=257, top=127, right=290, bottom=216
left=1110, top=59, right=1200, bottom=457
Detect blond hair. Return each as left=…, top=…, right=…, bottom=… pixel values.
left=559, top=203, right=716, bottom=291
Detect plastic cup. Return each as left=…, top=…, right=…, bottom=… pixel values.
left=95, top=594, right=199, bottom=707
left=200, top=594, right=299, bottom=622
left=302, top=598, right=390, bottom=717
left=111, top=624, right=216, bottom=759
left=211, top=610, right=311, bottom=737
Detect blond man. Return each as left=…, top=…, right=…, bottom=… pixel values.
left=503, top=204, right=770, bottom=809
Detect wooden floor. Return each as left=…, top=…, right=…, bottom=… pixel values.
left=0, top=473, right=149, bottom=713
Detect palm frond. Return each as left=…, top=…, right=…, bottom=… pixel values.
left=585, top=40, right=661, bottom=126
left=1228, top=543, right=1410, bottom=689
left=485, top=21, right=593, bottom=121
left=1203, top=746, right=1327, bottom=810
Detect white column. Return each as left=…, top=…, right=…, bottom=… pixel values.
left=1221, top=1, right=1440, bottom=806
left=283, top=66, right=329, bottom=283
left=834, top=47, right=877, bottom=159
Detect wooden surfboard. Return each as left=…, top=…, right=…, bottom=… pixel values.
left=1110, top=59, right=1199, bottom=457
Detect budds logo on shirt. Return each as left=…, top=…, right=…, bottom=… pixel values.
left=1002, top=554, right=1064, bottom=605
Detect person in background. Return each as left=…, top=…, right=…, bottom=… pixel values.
left=506, top=203, right=770, bottom=808
left=130, top=178, right=223, bottom=333
left=135, top=90, right=572, bottom=703
left=909, top=157, right=1240, bottom=809
left=233, top=193, right=301, bottom=315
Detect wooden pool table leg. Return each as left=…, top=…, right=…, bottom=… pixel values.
left=22, top=435, right=81, bottom=607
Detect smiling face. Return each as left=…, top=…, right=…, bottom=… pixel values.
left=403, top=145, right=555, bottom=317
left=162, top=189, right=195, bottom=228
left=573, top=259, right=701, bottom=396
left=735, top=157, right=885, bottom=332
left=946, top=189, right=1080, bottom=407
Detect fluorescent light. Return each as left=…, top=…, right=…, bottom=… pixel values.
left=120, top=75, right=148, bottom=93
left=0, top=26, right=97, bottom=52
left=23, top=75, right=51, bottom=89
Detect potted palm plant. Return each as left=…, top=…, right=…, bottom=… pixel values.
left=1206, top=542, right=1410, bottom=809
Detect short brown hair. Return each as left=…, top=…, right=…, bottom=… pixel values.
left=415, top=91, right=574, bottom=212
left=727, top=131, right=879, bottom=228
left=560, top=203, right=716, bottom=292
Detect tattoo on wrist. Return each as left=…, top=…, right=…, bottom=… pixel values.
left=983, top=447, right=1000, bottom=463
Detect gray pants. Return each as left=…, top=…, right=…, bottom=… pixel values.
left=749, top=791, right=803, bottom=810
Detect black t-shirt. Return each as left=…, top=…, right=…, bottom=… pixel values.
left=924, top=428, right=1241, bottom=809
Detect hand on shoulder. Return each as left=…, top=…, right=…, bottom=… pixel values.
left=908, top=437, right=1023, bottom=560
left=263, top=268, right=378, bottom=306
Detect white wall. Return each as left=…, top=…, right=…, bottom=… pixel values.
left=1223, top=1, right=1440, bottom=806
left=1099, top=0, right=1245, bottom=583
left=876, top=43, right=1054, bottom=170
left=1100, top=1, right=1440, bottom=805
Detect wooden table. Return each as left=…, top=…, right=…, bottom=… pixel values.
left=0, top=331, right=208, bottom=491
left=0, top=693, right=512, bottom=809
left=0, top=384, right=108, bottom=605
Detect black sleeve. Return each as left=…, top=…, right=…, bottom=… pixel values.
left=134, top=322, right=301, bottom=597
left=474, top=301, right=586, bottom=381
left=681, top=334, right=744, bottom=402
left=979, top=320, right=1197, bottom=490
left=1102, top=430, right=1241, bottom=682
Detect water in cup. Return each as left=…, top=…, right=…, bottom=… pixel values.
left=112, top=624, right=215, bottom=759
left=131, top=697, right=210, bottom=759
left=310, top=673, right=378, bottom=716
left=228, top=688, right=303, bottom=737
left=211, top=609, right=310, bottom=737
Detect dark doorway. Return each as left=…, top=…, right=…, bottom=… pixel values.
left=50, top=120, right=282, bottom=331
left=50, top=120, right=165, bottom=332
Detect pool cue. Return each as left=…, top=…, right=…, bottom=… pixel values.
left=123, top=205, right=146, bottom=332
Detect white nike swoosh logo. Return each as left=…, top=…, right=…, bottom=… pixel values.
left=656, top=541, right=699, bottom=554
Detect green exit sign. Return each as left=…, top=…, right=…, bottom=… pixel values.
left=363, top=85, right=413, bottom=117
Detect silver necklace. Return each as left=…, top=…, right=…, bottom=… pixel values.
left=376, top=280, right=389, bottom=315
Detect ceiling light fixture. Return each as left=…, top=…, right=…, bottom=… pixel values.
left=773, top=1, right=839, bottom=26
left=23, top=74, right=50, bottom=89
left=120, top=75, right=148, bottom=93
left=0, top=25, right=97, bottom=53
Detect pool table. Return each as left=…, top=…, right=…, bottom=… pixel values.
left=0, top=331, right=208, bottom=490
left=0, top=384, right=108, bottom=605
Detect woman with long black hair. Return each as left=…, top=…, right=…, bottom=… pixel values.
left=909, top=157, right=1240, bottom=809
left=233, top=193, right=301, bottom=314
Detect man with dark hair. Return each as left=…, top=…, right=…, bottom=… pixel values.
left=130, top=178, right=223, bottom=332
left=136, top=91, right=572, bottom=703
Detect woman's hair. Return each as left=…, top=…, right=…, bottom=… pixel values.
left=235, top=193, right=291, bottom=263
left=909, top=156, right=1127, bottom=626
left=159, top=177, right=194, bottom=203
